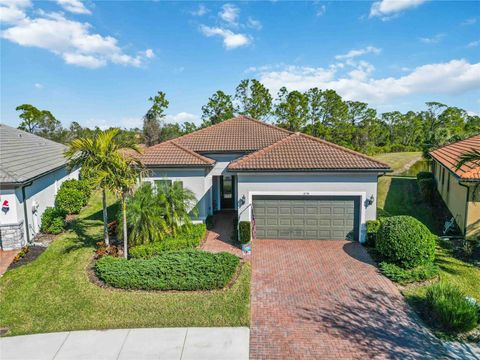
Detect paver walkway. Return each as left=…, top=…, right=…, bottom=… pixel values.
left=201, top=211, right=244, bottom=258
left=250, top=240, right=448, bottom=359
left=0, top=327, right=249, bottom=360
left=0, top=250, right=19, bottom=276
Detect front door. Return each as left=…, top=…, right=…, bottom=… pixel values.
left=220, top=175, right=235, bottom=209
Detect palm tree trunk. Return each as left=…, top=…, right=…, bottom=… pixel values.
left=102, top=188, right=109, bottom=246
left=122, top=194, right=128, bottom=259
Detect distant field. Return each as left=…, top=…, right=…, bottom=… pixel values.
left=372, top=152, right=423, bottom=174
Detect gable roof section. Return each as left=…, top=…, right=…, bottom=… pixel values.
left=173, top=115, right=291, bottom=152
left=430, top=134, right=480, bottom=180
left=228, top=132, right=390, bottom=172
left=0, top=124, right=68, bottom=184
left=141, top=140, right=215, bottom=167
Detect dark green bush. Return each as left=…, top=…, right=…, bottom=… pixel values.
left=417, top=171, right=435, bottom=181
left=95, top=250, right=240, bottom=291
left=376, top=216, right=436, bottom=269
left=425, top=283, right=479, bottom=334
left=41, top=207, right=66, bottom=234
left=239, top=221, right=251, bottom=244
left=60, top=179, right=91, bottom=206
left=418, top=178, right=436, bottom=203
left=380, top=262, right=439, bottom=284
left=366, top=220, right=381, bottom=247
left=55, top=186, right=85, bottom=214
left=205, top=215, right=214, bottom=230
left=129, top=224, right=206, bottom=259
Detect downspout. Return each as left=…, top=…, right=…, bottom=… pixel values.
left=21, top=185, right=30, bottom=244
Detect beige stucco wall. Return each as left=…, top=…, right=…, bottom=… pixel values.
left=467, top=189, right=480, bottom=239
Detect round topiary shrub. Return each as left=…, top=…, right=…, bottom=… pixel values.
left=41, top=207, right=66, bottom=234
left=55, top=187, right=84, bottom=214
left=376, top=215, right=436, bottom=269
left=425, top=283, right=479, bottom=334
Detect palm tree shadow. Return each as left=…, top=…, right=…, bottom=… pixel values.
left=84, top=202, right=120, bottom=222
left=61, top=219, right=102, bottom=253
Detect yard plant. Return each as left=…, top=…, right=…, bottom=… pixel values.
left=379, top=262, right=439, bottom=284
left=239, top=221, right=251, bottom=244
left=40, top=207, right=66, bottom=234
left=376, top=215, right=436, bottom=269
left=95, top=250, right=240, bottom=291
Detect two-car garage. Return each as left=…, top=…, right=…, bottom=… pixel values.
left=252, top=195, right=360, bottom=241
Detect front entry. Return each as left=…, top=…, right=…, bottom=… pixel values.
left=220, top=175, right=235, bottom=209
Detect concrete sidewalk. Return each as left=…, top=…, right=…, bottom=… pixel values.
left=0, top=327, right=249, bottom=360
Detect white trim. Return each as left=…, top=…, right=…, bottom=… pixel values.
left=247, top=190, right=367, bottom=243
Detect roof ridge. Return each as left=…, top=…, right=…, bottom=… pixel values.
left=170, top=141, right=215, bottom=164
left=238, top=115, right=293, bottom=135
left=229, top=133, right=297, bottom=168
left=431, top=134, right=480, bottom=153
left=297, top=132, right=390, bottom=168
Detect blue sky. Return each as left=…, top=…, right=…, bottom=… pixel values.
left=1, top=0, right=479, bottom=129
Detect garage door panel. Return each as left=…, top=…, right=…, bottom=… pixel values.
left=253, top=196, right=359, bottom=241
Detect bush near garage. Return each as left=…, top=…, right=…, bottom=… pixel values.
left=239, top=221, right=251, bottom=244
left=40, top=207, right=66, bottom=234
left=129, top=224, right=207, bottom=259
left=366, top=220, right=381, bottom=247
left=376, top=215, right=436, bottom=269
left=425, top=283, right=479, bottom=334
left=95, top=250, right=239, bottom=291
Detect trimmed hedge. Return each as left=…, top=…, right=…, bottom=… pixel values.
left=376, top=216, right=436, bottom=269
left=425, top=283, right=479, bottom=334
left=129, top=224, right=206, bottom=259
left=55, top=179, right=91, bottom=214
left=95, top=250, right=240, bottom=291
left=60, top=179, right=91, bottom=206
left=239, top=221, right=251, bottom=244
left=380, top=262, right=439, bottom=284
left=40, top=207, right=66, bottom=234
left=366, top=220, right=381, bottom=247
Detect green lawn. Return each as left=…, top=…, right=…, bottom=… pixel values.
left=372, top=152, right=422, bottom=174
left=0, top=192, right=250, bottom=336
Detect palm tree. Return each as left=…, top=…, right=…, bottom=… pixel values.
left=66, top=129, right=140, bottom=246
left=456, top=148, right=480, bottom=200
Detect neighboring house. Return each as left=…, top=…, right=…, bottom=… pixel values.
left=139, top=116, right=390, bottom=242
left=430, top=135, right=480, bottom=239
left=0, top=125, right=79, bottom=250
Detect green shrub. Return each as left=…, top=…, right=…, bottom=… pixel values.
left=417, top=171, right=435, bottom=181
left=366, top=220, right=381, bottom=247
left=376, top=216, right=436, bottom=269
left=425, top=283, right=479, bottom=334
left=239, top=221, right=251, bottom=244
left=55, top=186, right=85, bottom=214
left=60, top=179, right=91, bottom=206
left=380, top=262, right=439, bottom=284
left=129, top=224, right=206, bottom=259
left=418, top=178, right=436, bottom=203
left=40, top=207, right=66, bottom=234
left=95, top=250, right=239, bottom=291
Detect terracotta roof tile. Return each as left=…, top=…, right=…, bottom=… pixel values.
left=430, top=135, right=480, bottom=180
left=141, top=141, right=215, bottom=167
left=228, top=132, right=390, bottom=171
left=173, top=115, right=291, bottom=152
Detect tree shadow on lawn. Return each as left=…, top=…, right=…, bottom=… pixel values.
left=297, top=286, right=447, bottom=359
left=83, top=202, right=120, bottom=222
left=61, top=219, right=102, bottom=254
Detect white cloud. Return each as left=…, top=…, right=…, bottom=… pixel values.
left=467, top=40, right=479, bottom=48
left=247, top=17, right=262, bottom=30
left=252, top=59, right=480, bottom=105
left=335, top=46, right=381, bottom=60
left=0, top=0, right=31, bottom=24
left=56, top=0, right=91, bottom=15
left=200, top=25, right=250, bottom=49
left=191, top=4, right=208, bottom=16
left=1, top=8, right=152, bottom=68
left=462, top=17, right=477, bottom=26
left=34, top=83, right=43, bottom=89
left=370, top=0, right=427, bottom=19
left=144, top=49, right=155, bottom=58
left=165, top=112, right=199, bottom=124
left=219, top=3, right=239, bottom=25
left=316, top=4, right=326, bottom=16
left=419, top=33, right=445, bottom=44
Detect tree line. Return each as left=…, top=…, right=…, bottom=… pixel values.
left=15, top=78, right=479, bottom=155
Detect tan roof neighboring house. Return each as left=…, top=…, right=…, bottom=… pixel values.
left=228, top=132, right=390, bottom=171
left=430, top=135, right=480, bottom=180
left=141, top=140, right=215, bottom=167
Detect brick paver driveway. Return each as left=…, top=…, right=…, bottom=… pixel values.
left=250, top=240, right=447, bottom=360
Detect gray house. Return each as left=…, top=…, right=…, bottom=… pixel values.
left=139, top=116, right=390, bottom=243
left=0, top=125, right=79, bottom=250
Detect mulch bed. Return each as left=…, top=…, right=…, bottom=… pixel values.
left=8, top=246, right=46, bottom=270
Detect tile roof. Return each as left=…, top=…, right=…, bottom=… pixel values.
left=430, top=134, right=480, bottom=180
left=173, top=115, right=291, bottom=152
left=228, top=132, right=390, bottom=171
left=0, top=124, right=68, bottom=184
left=141, top=140, right=215, bottom=167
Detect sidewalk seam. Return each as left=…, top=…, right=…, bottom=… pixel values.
left=116, top=329, right=131, bottom=360
left=179, top=328, right=189, bottom=360
left=52, top=332, right=71, bottom=360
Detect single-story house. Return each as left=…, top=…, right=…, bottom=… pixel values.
left=430, top=135, right=480, bottom=239
left=0, top=125, right=79, bottom=250
left=139, top=116, right=390, bottom=243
